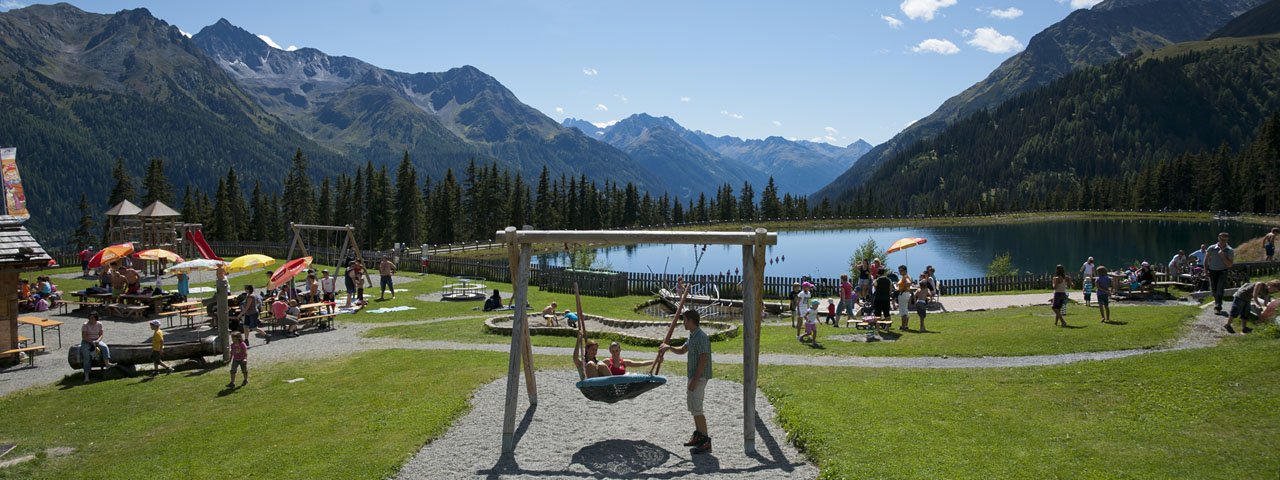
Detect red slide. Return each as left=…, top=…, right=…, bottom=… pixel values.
left=186, top=228, right=223, bottom=261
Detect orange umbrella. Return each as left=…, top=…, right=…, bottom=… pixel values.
left=135, top=249, right=184, bottom=263
left=87, top=243, right=134, bottom=269
left=267, top=256, right=313, bottom=290
left=886, top=237, right=928, bottom=270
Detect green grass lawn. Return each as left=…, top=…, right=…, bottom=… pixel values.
left=0, top=350, right=529, bottom=479
left=732, top=334, right=1280, bottom=479
left=366, top=304, right=1199, bottom=357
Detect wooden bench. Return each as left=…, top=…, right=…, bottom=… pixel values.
left=298, top=313, right=339, bottom=330
left=119, top=305, right=150, bottom=319
left=179, top=311, right=204, bottom=329
left=17, top=335, right=30, bottom=347
left=3, top=345, right=48, bottom=366
left=58, top=299, right=98, bottom=314
left=1154, top=281, right=1194, bottom=295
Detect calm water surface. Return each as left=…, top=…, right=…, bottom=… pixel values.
left=535, top=219, right=1263, bottom=279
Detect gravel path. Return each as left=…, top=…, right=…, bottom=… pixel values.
left=396, top=370, right=816, bottom=480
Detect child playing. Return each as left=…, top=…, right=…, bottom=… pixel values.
left=1094, top=267, right=1112, bottom=323
left=660, top=310, right=713, bottom=455
left=149, top=319, right=173, bottom=375
left=800, top=299, right=820, bottom=343
left=1082, top=275, right=1094, bottom=307
left=825, top=298, right=836, bottom=327
left=227, top=331, right=249, bottom=388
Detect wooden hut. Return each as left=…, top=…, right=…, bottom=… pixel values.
left=137, top=201, right=180, bottom=251
left=0, top=220, right=52, bottom=365
left=104, top=200, right=141, bottom=246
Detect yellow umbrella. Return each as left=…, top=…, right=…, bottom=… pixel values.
left=135, top=249, right=184, bottom=263
left=225, top=254, right=276, bottom=274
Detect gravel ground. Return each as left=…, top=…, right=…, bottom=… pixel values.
left=396, top=370, right=817, bottom=480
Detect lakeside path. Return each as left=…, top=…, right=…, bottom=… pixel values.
left=0, top=293, right=1226, bottom=398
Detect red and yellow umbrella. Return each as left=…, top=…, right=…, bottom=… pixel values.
left=87, top=243, right=134, bottom=269
left=886, top=237, right=928, bottom=270
left=267, top=256, right=313, bottom=290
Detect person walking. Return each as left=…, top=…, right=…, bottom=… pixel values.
left=1094, top=266, right=1113, bottom=323
left=1079, top=257, right=1095, bottom=280
left=1205, top=232, right=1235, bottom=315
left=1265, top=227, right=1278, bottom=262
left=835, top=274, right=857, bottom=326
left=1052, top=265, right=1073, bottom=327
left=378, top=256, right=397, bottom=300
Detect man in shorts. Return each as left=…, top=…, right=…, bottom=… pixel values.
left=379, top=256, right=397, bottom=300
left=1094, top=266, right=1113, bottom=323
left=661, top=309, right=713, bottom=455
left=1265, top=228, right=1278, bottom=262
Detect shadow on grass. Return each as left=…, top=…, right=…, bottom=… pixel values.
left=1103, top=320, right=1130, bottom=325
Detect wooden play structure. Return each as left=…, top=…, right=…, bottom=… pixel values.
left=105, top=200, right=214, bottom=266
left=495, top=227, right=777, bottom=453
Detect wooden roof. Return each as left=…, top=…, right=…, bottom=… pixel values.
left=137, top=201, right=180, bottom=217
left=104, top=200, right=141, bottom=216
left=0, top=223, right=51, bottom=270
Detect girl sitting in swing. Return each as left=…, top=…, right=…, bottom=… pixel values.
left=574, top=340, right=657, bottom=378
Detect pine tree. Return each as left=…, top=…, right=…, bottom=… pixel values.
left=760, top=177, right=780, bottom=219
left=282, top=149, right=315, bottom=224
left=140, top=157, right=173, bottom=206
left=73, top=193, right=96, bottom=250
left=317, top=178, right=333, bottom=226
left=249, top=182, right=267, bottom=241
left=738, top=182, right=755, bottom=221
left=107, top=158, right=136, bottom=207
left=534, top=166, right=553, bottom=228
left=393, top=153, right=423, bottom=247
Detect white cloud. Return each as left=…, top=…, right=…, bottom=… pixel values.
left=720, top=110, right=744, bottom=120
left=591, top=120, right=618, bottom=128
left=900, top=0, right=956, bottom=21
left=912, top=38, right=960, bottom=55
left=964, top=27, right=1024, bottom=54
left=179, top=29, right=193, bottom=38
left=555, top=106, right=564, bottom=114
left=1059, top=0, right=1103, bottom=9
left=595, top=103, right=609, bottom=111
left=881, top=15, right=904, bottom=29
left=818, top=127, right=842, bottom=144
left=679, top=96, right=692, bottom=103
left=616, top=94, right=629, bottom=103
left=0, top=1, right=26, bottom=11
left=582, top=67, right=599, bottom=76
left=256, top=34, right=297, bottom=51
left=772, top=120, right=782, bottom=127
left=987, top=7, right=1023, bottom=19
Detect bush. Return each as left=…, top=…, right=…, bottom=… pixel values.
left=849, top=237, right=888, bottom=274
left=987, top=252, right=1018, bottom=277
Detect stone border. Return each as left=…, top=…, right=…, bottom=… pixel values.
left=483, top=314, right=739, bottom=347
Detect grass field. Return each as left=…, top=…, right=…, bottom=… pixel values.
left=0, top=350, right=533, bottom=479
left=366, top=304, right=1199, bottom=358
left=732, top=333, right=1280, bottom=479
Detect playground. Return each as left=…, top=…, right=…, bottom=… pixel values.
left=1, top=226, right=1278, bottom=479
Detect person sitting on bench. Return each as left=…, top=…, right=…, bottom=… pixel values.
left=81, top=311, right=113, bottom=382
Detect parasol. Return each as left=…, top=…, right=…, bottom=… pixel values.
left=267, top=256, right=313, bottom=290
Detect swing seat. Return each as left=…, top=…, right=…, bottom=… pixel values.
left=575, top=374, right=667, bottom=403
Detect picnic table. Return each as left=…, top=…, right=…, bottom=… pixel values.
left=160, top=300, right=204, bottom=329
left=297, top=301, right=338, bottom=329
left=119, top=293, right=173, bottom=315
left=18, top=316, right=63, bottom=349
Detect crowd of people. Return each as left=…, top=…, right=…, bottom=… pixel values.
left=18, top=275, right=61, bottom=312
left=787, top=259, right=942, bottom=343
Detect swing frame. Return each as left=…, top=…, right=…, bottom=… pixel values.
left=497, top=227, right=776, bottom=454
left=285, top=223, right=364, bottom=268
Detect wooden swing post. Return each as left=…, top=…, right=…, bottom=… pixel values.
left=501, top=227, right=534, bottom=453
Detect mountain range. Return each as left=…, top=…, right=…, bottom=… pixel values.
left=813, top=0, right=1267, bottom=203
left=563, top=114, right=871, bottom=195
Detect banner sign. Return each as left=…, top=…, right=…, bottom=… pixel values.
left=1, top=148, right=30, bottom=220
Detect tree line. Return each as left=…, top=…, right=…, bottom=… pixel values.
left=83, top=150, right=820, bottom=250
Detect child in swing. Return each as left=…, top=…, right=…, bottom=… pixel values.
left=661, top=309, right=713, bottom=455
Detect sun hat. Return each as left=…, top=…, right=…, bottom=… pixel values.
left=148, top=319, right=161, bottom=327
left=801, top=281, right=814, bottom=288
left=1141, top=261, right=1150, bottom=267
left=810, top=299, right=820, bottom=306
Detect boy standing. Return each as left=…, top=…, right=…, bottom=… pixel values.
left=379, top=257, right=397, bottom=300
left=148, top=319, right=173, bottom=375
left=661, top=310, right=713, bottom=455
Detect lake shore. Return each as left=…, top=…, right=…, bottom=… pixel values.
left=442, top=210, right=1274, bottom=261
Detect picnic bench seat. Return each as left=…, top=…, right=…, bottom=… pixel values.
left=3, top=345, right=48, bottom=366
left=17, top=335, right=30, bottom=347
left=58, top=299, right=98, bottom=314
left=117, top=304, right=150, bottom=319
left=1153, top=281, right=1194, bottom=295
left=298, top=313, right=339, bottom=330
left=847, top=316, right=892, bottom=331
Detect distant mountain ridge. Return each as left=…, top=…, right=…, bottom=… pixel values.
left=192, top=19, right=659, bottom=189
left=563, top=115, right=870, bottom=195
left=813, top=0, right=1266, bottom=203
left=0, top=3, right=349, bottom=242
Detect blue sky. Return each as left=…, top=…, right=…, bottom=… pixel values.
left=13, top=1, right=1102, bottom=145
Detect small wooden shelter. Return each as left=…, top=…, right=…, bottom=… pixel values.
left=104, top=200, right=142, bottom=246
left=136, top=201, right=181, bottom=252
left=495, top=227, right=776, bottom=454
left=0, top=220, right=51, bottom=362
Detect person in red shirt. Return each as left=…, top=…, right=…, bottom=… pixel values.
left=826, top=298, right=837, bottom=327
left=79, top=246, right=94, bottom=277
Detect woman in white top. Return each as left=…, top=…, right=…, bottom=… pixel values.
left=80, top=311, right=112, bottom=382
